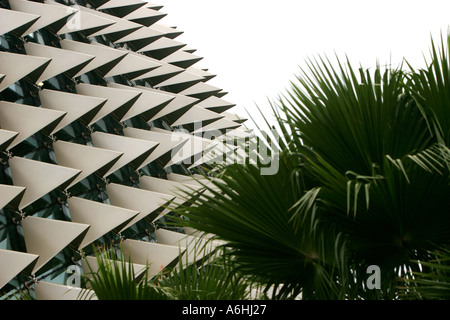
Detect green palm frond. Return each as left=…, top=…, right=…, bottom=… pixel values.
left=157, top=246, right=254, bottom=300
left=79, top=246, right=171, bottom=300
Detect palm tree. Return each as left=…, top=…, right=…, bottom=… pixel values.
left=171, top=34, right=450, bottom=300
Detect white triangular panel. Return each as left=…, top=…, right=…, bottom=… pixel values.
left=81, top=255, right=146, bottom=284
left=24, top=42, right=95, bottom=82
left=154, top=70, right=204, bottom=89
left=106, top=183, right=175, bottom=229
left=90, top=132, right=159, bottom=176
left=139, top=175, right=201, bottom=211
left=35, top=281, right=97, bottom=300
left=53, top=141, right=123, bottom=188
left=137, top=36, right=185, bottom=54
left=84, top=6, right=141, bottom=39
left=75, top=83, right=142, bottom=124
left=136, top=88, right=198, bottom=121
left=107, top=83, right=175, bottom=121
left=0, top=249, right=39, bottom=289
left=178, top=82, right=222, bottom=100
left=21, top=216, right=90, bottom=273
left=124, top=6, right=167, bottom=27
left=170, top=105, right=224, bottom=127
left=192, top=118, right=241, bottom=135
left=123, top=127, right=189, bottom=165
left=55, top=5, right=116, bottom=35
left=149, top=23, right=183, bottom=39
left=104, top=50, right=161, bottom=79
left=162, top=50, right=202, bottom=68
left=39, top=89, right=106, bottom=133
left=131, top=61, right=183, bottom=82
left=122, top=239, right=184, bottom=279
left=59, top=40, right=128, bottom=77
left=9, top=157, right=81, bottom=210
left=154, top=229, right=221, bottom=264
left=0, top=51, right=51, bottom=92
left=0, top=129, right=19, bottom=151
left=9, top=0, right=74, bottom=34
left=97, top=0, right=147, bottom=11
left=113, top=26, right=163, bottom=50
left=0, top=184, right=26, bottom=211
left=0, top=8, right=40, bottom=36
left=0, top=101, right=66, bottom=148
left=185, top=66, right=216, bottom=81
left=67, top=197, right=138, bottom=250
left=164, top=133, right=219, bottom=168
left=191, top=95, right=236, bottom=113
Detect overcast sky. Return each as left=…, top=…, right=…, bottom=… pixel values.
left=157, top=0, right=450, bottom=130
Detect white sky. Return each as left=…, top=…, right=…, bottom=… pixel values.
left=156, top=0, right=450, bottom=130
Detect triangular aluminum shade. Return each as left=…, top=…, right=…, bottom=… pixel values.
left=135, top=87, right=198, bottom=122
left=59, top=40, right=128, bottom=77
left=81, top=256, right=147, bottom=285
left=162, top=50, right=202, bottom=69
left=67, top=197, right=138, bottom=250
left=170, top=105, right=224, bottom=128
left=0, top=129, right=19, bottom=151
left=139, top=175, right=201, bottom=209
left=131, top=62, right=183, bottom=84
left=35, top=281, right=97, bottom=300
left=0, top=8, right=40, bottom=36
left=185, top=66, right=216, bottom=82
left=122, top=239, right=184, bottom=279
left=0, top=101, right=66, bottom=149
left=90, top=132, right=159, bottom=176
left=113, top=26, right=163, bottom=50
left=222, top=111, right=248, bottom=123
left=164, top=133, right=219, bottom=168
left=197, top=96, right=236, bottom=113
left=219, top=127, right=254, bottom=140
left=154, top=70, right=205, bottom=92
left=0, top=249, right=39, bottom=289
left=124, top=6, right=166, bottom=27
left=149, top=23, right=183, bottom=39
left=137, top=36, right=185, bottom=58
left=8, top=157, right=81, bottom=210
left=52, top=140, right=123, bottom=188
left=145, top=3, right=163, bottom=10
left=192, top=118, right=241, bottom=135
left=104, top=50, right=161, bottom=79
left=83, top=5, right=141, bottom=40
left=123, top=127, right=189, bottom=166
left=55, top=5, right=115, bottom=36
left=0, top=184, right=26, bottom=211
left=178, top=82, right=222, bottom=100
left=24, top=42, right=95, bottom=82
left=154, top=229, right=221, bottom=264
left=21, top=216, right=90, bottom=274
left=9, top=0, right=75, bottom=34
left=188, top=143, right=238, bottom=170
left=97, top=0, right=147, bottom=17
left=39, top=89, right=106, bottom=133
left=75, top=83, right=142, bottom=124
left=106, top=183, right=175, bottom=230
left=107, top=83, right=175, bottom=121
left=0, top=51, right=51, bottom=92
left=167, top=173, right=222, bottom=195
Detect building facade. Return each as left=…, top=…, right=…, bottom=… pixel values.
left=0, top=0, right=250, bottom=299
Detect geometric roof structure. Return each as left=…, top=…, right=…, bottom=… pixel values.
left=0, top=0, right=250, bottom=300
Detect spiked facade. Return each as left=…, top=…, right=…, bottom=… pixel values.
left=0, top=0, right=251, bottom=300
